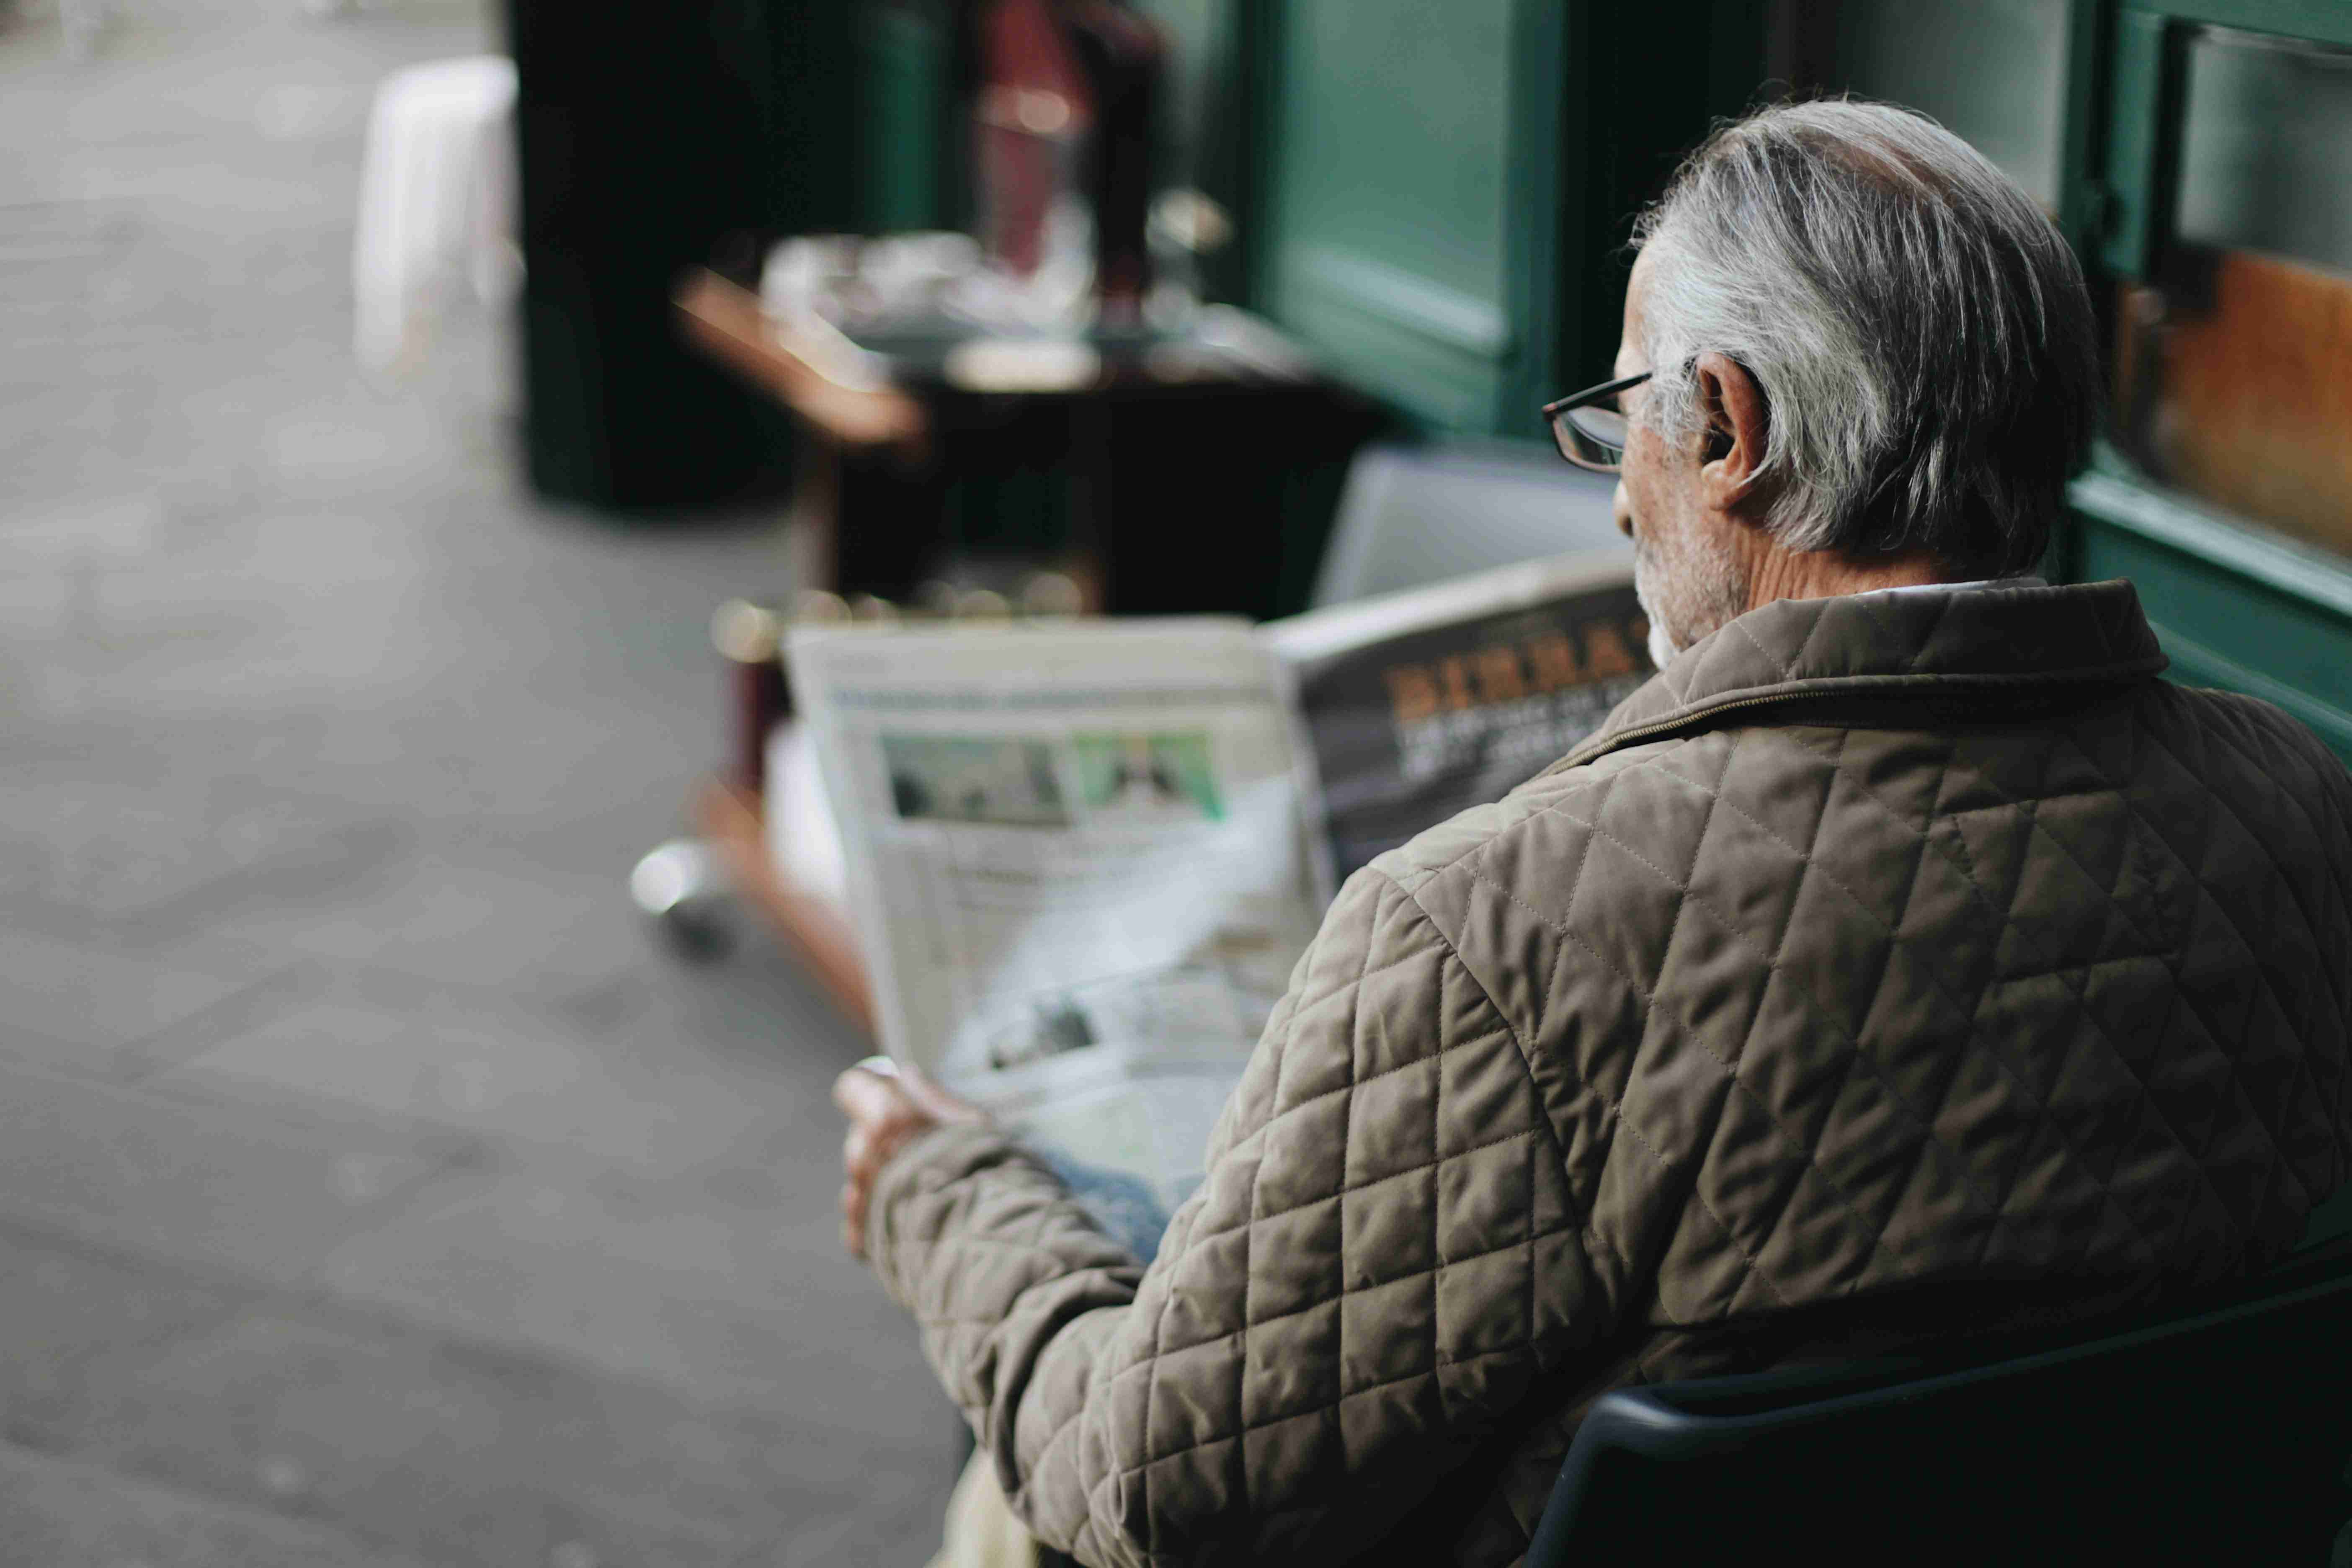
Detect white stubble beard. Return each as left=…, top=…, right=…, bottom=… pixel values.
left=1631, top=527, right=1749, bottom=675
left=1635, top=567, right=1685, bottom=671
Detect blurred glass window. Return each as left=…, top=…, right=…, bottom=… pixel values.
left=2176, top=28, right=2352, bottom=273
left=1785, top=0, right=2070, bottom=208
left=2114, top=27, right=2352, bottom=562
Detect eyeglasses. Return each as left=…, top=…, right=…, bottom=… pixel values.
left=1541, top=371, right=1650, bottom=474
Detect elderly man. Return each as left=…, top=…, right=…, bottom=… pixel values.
left=833, top=100, right=2352, bottom=1567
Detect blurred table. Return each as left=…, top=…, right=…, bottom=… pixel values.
left=674, top=267, right=1381, bottom=619
left=675, top=270, right=926, bottom=453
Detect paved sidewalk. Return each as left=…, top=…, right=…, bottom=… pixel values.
left=0, top=2, right=962, bottom=1561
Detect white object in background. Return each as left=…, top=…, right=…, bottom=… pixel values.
left=351, top=55, right=519, bottom=375
left=1308, top=443, right=1627, bottom=609
left=58, top=0, right=106, bottom=59
left=764, top=722, right=850, bottom=915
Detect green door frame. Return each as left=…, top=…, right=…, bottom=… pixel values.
left=1235, top=0, right=1768, bottom=441
left=2054, top=0, right=2352, bottom=761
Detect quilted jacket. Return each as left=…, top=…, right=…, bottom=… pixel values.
left=868, top=579, right=2352, bottom=1568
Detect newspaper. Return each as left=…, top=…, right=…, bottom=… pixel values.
left=789, top=619, right=1321, bottom=1209
left=1264, top=552, right=1651, bottom=893
left=786, top=553, right=1647, bottom=1209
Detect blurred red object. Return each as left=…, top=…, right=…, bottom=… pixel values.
left=972, top=0, right=1163, bottom=312
left=974, top=0, right=1093, bottom=280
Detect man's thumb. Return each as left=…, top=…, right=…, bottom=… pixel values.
left=832, top=1061, right=901, bottom=1119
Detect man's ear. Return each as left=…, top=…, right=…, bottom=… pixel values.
left=1692, top=351, right=1769, bottom=514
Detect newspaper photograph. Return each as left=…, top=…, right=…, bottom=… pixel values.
left=787, top=619, right=1323, bottom=1208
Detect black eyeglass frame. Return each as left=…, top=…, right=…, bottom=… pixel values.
left=1541, top=371, right=1651, bottom=474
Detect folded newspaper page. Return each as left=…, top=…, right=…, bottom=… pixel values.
left=785, top=553, right=1646, bottom=1209
left=1264, top=551, right=1651, bottom=892
left=788, top=619, right=1322, bottom=1209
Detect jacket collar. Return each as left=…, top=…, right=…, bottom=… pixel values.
left=1558, top=578, right=2169, bottom=771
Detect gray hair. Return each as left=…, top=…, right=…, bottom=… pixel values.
left=1632, top=99, right=2099, bottom=576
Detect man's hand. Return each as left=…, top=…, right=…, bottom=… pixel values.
left=833, top=1059, right=985, bottom=1259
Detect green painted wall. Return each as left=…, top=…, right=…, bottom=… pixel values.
left=1259, top=0, right=1521, bottom=432
left=858, top=2, right=953, bottom=233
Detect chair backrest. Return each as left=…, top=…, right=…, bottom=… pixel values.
left=1308, top=441, right=1622, bottom=609
left=1528, top=1244, right=2352, bottom=1567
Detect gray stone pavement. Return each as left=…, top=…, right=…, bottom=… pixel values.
left=0, top=2, right=963, bottom=1562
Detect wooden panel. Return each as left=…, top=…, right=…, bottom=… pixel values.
left=2119, top=247, right=2352, bottom=560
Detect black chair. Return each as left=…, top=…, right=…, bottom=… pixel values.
left=1528, top=1237, right=2352, bottom=1567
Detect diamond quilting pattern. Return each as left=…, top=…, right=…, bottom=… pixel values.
left=865, top=585, right=2352, bottom=1568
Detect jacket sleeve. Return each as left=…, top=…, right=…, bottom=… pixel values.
left=865, top=866, right=1610, bottom=1566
